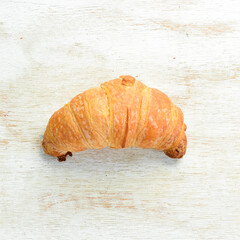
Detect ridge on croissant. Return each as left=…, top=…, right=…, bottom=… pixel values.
left=42, top=75, right=187, bottom=161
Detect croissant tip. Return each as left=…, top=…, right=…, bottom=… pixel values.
left=57, top=151, right=72, bottom=162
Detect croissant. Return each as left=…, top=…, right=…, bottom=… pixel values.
left=42, top=75, right=187, bottom=161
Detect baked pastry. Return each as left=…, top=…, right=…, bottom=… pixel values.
left=42, top=75, right=187, bottom=161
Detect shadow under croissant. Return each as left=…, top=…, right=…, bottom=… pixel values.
left=56, top=124, right=187, bottom=162
left=57, top=140, right=187, bottom=162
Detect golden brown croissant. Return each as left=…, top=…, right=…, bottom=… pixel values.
left=42, top=76, right=187, bottom=161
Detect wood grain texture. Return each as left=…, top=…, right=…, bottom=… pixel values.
left=0, top=0, right=240, bottom=239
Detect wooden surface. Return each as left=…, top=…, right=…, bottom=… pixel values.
left=1, top=0, right=240, bottom=239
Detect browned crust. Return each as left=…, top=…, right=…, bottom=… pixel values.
left=163, top=132, right=187, bottom=159
left=42, top=75, right=187, bottom=161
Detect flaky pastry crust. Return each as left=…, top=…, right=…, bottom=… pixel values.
left=42, top=76, right=187, bottom=161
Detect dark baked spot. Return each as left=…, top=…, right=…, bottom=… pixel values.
left=57, top=151, right=72, bottom=162
left=120, top=75, right=136, bottom=86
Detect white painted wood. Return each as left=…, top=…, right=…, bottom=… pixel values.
left=1, top=0, right=240, bottom=239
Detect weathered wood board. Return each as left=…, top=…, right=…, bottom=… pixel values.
left=1, top=0, right=240, bottom=239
